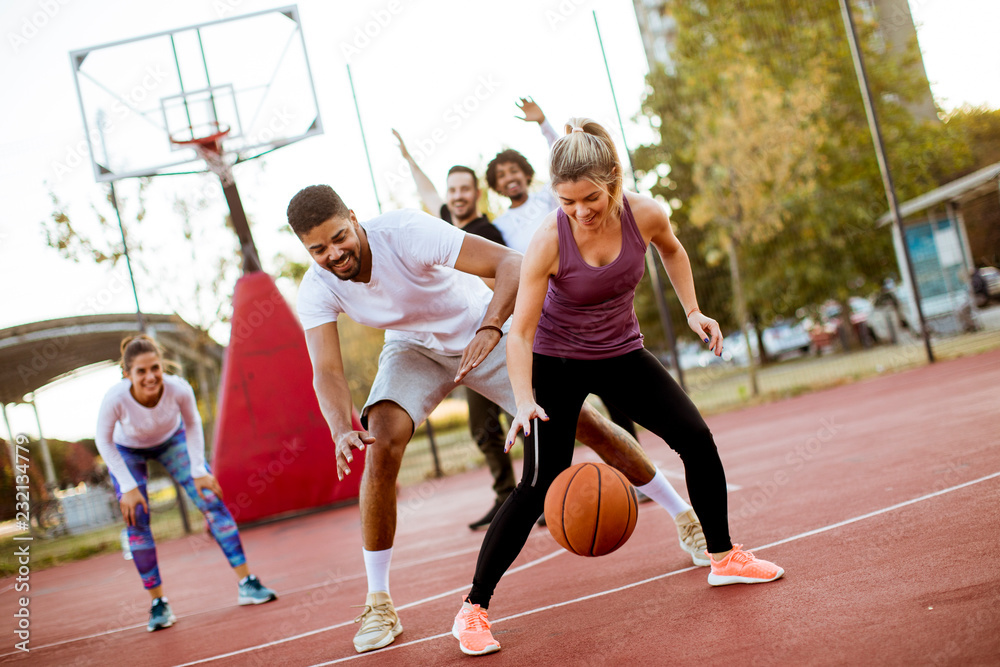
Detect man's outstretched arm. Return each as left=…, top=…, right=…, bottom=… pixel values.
left=304, top=322, right=375, bottom=479
left=393, top=128, right=445, bottom=217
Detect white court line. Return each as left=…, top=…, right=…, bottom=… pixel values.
left=17, top=470, right=999, bottom=663
left=0, top=544, right=486, bottom=657
left=170, top=549, right=565, bottom=667
left=311, top=470, right=1000, bottom=665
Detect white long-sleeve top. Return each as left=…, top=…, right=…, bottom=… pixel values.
left=95, top=375, right=208, bottom=493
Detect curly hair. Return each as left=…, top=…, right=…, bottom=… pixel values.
left=287, top=185, right=350, bottom=236
left=485, top=150, right=535, bottom=192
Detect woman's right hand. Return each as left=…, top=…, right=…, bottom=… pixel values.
left=120, top=488, right=148, bottom=527
left=505, top=401, right=549, bottom=452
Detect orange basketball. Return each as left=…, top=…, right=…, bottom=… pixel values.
left=544, top=462, right=639, bottom=557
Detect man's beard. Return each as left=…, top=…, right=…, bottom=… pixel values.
left=327, top=251, right=361, bottom=281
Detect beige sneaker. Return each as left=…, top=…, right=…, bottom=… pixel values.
left=353, top=591, right=402, bottom=653
left=674, top=509, right=710, bottom=567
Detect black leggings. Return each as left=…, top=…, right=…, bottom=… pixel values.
left=468, top=348, right=732, bottom=607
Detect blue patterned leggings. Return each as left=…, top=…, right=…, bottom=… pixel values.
left=110, top=429, right=246, bottom=589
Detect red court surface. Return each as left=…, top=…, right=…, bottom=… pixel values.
left=3, top=349, right=999, bottom=665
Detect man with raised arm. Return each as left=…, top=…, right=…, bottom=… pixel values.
left=486, top=97, right=561, bottom=251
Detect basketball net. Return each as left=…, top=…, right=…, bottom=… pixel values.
left=170, top=124, right=236, bottom=186
left=193, top=138, right=235, bottom=187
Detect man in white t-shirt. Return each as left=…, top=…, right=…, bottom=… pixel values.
left=287, top=185, right=703, bottom=655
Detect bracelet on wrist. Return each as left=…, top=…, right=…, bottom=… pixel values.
left=686, top=307, right=701, bottom=319
left=476, top=325, right=504, bottom=337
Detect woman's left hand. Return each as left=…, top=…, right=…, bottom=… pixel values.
left=688, top=312, right=724, bottom=356
left=194, top=474, right=224, bottom=502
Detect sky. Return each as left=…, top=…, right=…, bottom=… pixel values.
left=1, top=0, right=997, bottom=442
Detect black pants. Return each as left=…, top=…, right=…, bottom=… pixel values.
left=468, top=348, right=731, bottom=606
left=467, top=389, right=516, bottom=502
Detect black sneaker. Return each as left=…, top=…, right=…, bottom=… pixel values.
left=468, top=499, right=504, bottom=531
left=147, top=597, right=176, bottom=632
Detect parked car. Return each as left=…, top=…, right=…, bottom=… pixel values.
left=721, top=330, right=758, bottom=367
left=971, top=267, right=1000, bottom=307
left=761, top=320, right=812, bottom=359
left=810, top=298, right=882, bottom=350
left=877, top=279, right=978, bottom=335
left=659, top=340, right=706, bottom=372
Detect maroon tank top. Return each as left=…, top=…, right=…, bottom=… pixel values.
left=533, top=196, right=646, bottom=360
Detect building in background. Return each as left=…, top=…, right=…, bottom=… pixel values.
left=631, top=0, right=677, bottom=73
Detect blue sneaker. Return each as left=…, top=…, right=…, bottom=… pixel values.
left=147, top=597, right=176, bottom=632
left=238, top=574, right=277, bottom=605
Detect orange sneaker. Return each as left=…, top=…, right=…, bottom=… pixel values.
left=707, top=544, right=784, bottom=586
left=452, top=598, right=500, bottom=656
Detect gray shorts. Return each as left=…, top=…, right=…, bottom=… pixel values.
left=362, top=333, right=516, bottom=429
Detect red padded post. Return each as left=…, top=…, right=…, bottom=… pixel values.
left=212, top=272, right=364, bottom=523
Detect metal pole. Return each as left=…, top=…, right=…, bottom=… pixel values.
left=2, top=403, right=18, bottom=472
left=346, top=64, right=383, bottom=214
left=424, top=420, right=443, bottom=478
left=98, top=110, right=146, bottom=333
left=593, top=10, right=686, bottom=390
left=170, top=34, right=194, bottom=132
left=221, top=179, right=263, bottom=274
left=108, top=183, right=147, bottom=332
left=196, top=29, right=219, bottom=125
left=26, top=396, right=58, bottom=491
left=839, top=0, right=934, bottom=363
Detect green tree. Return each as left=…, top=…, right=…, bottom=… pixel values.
left=938, top=105, right=1000, bottom=177
left=42, top=178, right=244, bottom=334
left=688, top=62, right=827, bottom=382
left=635, top=0, right=974, bottom=341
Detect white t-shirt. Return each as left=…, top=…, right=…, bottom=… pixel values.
left=296, top=209, right=494, bottom=356
left=95, top=374, right=208, bottom=494
left=493, top=189, right=559, bottom=254
left=492, top=117, right=560, bottom=253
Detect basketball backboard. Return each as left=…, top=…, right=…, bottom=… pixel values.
left=70, top=5, right=323, bottom=183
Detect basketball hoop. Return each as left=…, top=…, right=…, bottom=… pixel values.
left=170, top=122, right=235, bottom=185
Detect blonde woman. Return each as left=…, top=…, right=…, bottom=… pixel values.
left=452, top=119, right=784, bottom=656
left=96, top=335, right=276, bottom=632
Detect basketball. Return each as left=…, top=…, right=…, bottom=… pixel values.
left=544, top=462, right=639, bottom=557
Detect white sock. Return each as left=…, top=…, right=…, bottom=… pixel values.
left=363, top=547, right=393, bottom=594
left=637, top=469, right=691, bottom=518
